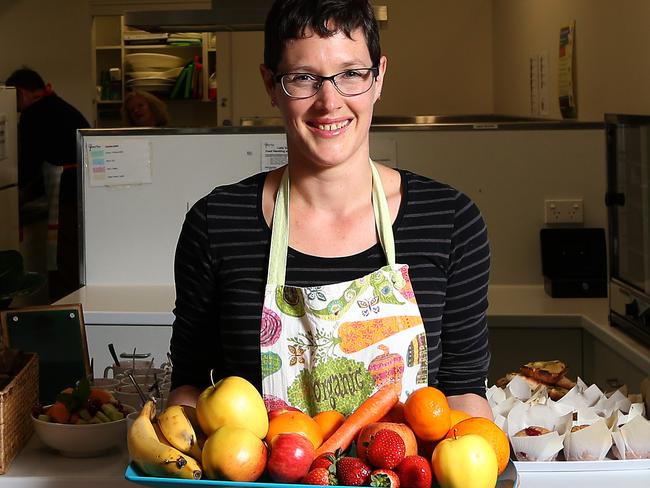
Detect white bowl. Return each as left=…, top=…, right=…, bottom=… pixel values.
left=32, top=404, right=135, bottom=457
left=125, top=53, right=186, bottom=70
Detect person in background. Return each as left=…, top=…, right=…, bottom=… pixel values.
left=5, top=67, right=90, bottom=303
left=168, top=0, right=492, bottom=419
left=122, top=90, right=170, bottom=127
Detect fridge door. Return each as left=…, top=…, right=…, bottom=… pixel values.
left=0, top=87, right=18, bottom=186
left=0, top=186, right=19, bottom=250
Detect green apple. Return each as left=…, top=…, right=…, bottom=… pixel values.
left=196, top=372, right=269, bottom=439
left=431, top=433, right=498, bottom=488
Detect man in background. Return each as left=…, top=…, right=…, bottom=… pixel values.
left=5, top=68, right=90, bottom=302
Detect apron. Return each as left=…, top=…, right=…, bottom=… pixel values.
left=260, top=161, right=428, bottom=416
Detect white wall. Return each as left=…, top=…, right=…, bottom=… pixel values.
left=232, top=0, right=494, bottom=123
left=0, top=0, right=93, bottom=123
left=493, top=0, right=650, bottom=121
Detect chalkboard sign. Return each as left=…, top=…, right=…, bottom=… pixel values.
left=0, top=304, right=91, bottom=404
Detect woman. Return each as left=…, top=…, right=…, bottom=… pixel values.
left=122, top=90, right=169, bottom=127
left=169, top=0, right=492, bottom=418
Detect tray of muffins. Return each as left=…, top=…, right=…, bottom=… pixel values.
left=488, top=360, right=650, bottom=471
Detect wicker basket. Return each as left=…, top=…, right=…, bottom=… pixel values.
left=0, top=352, right=38, bottom=474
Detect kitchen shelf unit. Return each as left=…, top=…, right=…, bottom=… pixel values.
left=91, top=15, right=218, bottom=128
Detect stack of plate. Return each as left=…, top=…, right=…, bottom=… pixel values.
left=124, top=54, right=186, bottom=95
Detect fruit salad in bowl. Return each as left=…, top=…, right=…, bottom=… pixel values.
left=32, top=378, right=135, bottom=457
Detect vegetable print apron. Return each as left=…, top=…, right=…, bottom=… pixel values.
left=261, top=161, right=428, bottom=416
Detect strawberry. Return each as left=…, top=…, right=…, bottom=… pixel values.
left=310, top=449, right=342, bottom=471
left=366, top=429, right=406, bottom=468
left=301, top=467, right=335, bottom=485
left=394, top=455, right=432, bottom=488
left=369, top=468, right=401, bottom=488
left=336, top=456, right=372, bottom=486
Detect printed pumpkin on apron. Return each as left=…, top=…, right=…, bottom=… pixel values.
left=261, top=161, right=428, bottom=416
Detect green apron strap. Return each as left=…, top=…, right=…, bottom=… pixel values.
left=266, top=159, right=396, bottom=286
left=267, top=168, right=290, bottom=286
left=370, top=160, right=396, bottom=265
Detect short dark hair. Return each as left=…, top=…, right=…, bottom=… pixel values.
left=5, top=68, right=46, bottom=91
left=264, top=0, right=381, bottom=73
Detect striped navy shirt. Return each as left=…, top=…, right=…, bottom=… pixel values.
left=171, top=169, right=491, bottom=397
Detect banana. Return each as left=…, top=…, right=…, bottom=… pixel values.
left=128, top=400, right=202, bottom=480
left=157, top=404, right=203, bottom=460
left=152, top=420, right=174, bottom=447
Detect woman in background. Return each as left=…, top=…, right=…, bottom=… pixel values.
left=122, top=90, right=169, bottom=127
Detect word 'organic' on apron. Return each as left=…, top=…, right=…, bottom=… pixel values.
left=261, top=161, right=428, bottom=416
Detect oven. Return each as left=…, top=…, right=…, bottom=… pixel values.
left=605, top=113, right=650, bottom=346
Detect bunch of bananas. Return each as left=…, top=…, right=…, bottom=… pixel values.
left=128, top=400, right=204, bottom=479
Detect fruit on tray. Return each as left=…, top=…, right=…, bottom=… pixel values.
left=403, top=386, right=451, bottom=441
left=157, top=404, right=203, bottom=460
left=316, top=383, right=400, bottom=456
left=196, top=371, right=269, bottom=438
left=202, top=424, right=267, bottom=482
left=432, top=432, right=498, bottom=488
left=356, top=422, right=417, bottom=464
left=445, top=416, right=510, bottom=475
left=33, top=377, right=128, bottom=424
left=267, top=432, right=316, bottom=483
left=128, top=400, right=202, bottom=479
left=266, top=410, right=323, bottom=449
left=129, top=376, right=513, bottom=485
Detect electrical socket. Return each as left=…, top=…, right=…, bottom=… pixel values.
left=544, top=198, right=584, bottom=224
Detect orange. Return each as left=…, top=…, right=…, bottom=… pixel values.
left=445, top=417, right=510, bottom=475
left=312, top=410, right=345, bottom=442
left=403, top=386, right=451, bottom=442
left=266, top=410, right=324, bottom=449
left=449, top=409, right=471, bottom=428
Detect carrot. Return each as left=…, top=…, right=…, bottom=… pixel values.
left=315, top=384, right=400, bottom=456
left=47, top=401, right=71, bottom=424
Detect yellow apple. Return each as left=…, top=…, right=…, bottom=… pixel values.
left=196, top=372, right=269, bottom=438
left=202, top=425, right=268, bottom=481
left=431, top=433, right=498, bottom=488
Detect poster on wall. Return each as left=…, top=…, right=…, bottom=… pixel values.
left=558, top=20, right=577, bottom=119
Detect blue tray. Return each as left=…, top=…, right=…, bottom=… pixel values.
left=125, top=460, right=518, bottom=487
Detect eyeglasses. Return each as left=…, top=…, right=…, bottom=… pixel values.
left=274, top=67, right=379, bottom=99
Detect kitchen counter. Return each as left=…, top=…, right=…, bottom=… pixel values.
left=57, top=284, right=650, bottom=375
left=1, top=434, right=648, bottom=487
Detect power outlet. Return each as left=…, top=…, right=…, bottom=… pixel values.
left=544, top=198, right=584, bottom=224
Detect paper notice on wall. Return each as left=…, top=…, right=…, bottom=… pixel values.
left=261, top=138, right=288, bottom=171
left=86, top=138, right=152, bottom=187
left=558, top=21, right=577, bottom=119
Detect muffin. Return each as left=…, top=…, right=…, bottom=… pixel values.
left=514, top=426, right=551, bottom=437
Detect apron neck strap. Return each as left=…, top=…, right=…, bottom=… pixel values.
left=267, top=159, right=395, bottom=286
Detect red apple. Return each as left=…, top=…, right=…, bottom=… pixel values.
left=357, top=422, right=418, bottom=464
left=267, top=432, right=315, bottom=483
left=268, top=406, right=302, bottom=421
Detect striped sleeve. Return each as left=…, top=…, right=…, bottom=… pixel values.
left=170, top=196, right=222, bottom=390
left=436, top=191, right=491, bottom=397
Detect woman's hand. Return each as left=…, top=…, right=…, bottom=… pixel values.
left=167, top=385, right=202, bottom=408
left=447, top=393, right=493, bottom=420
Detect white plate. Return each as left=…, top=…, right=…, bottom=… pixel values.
left=125, top=53, right=186, bottom=70
left=127, top=67, right=183, bottom=79
left=127, top=77, right=175, bottom=85
left=514, top=457, right=650, bottom=472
